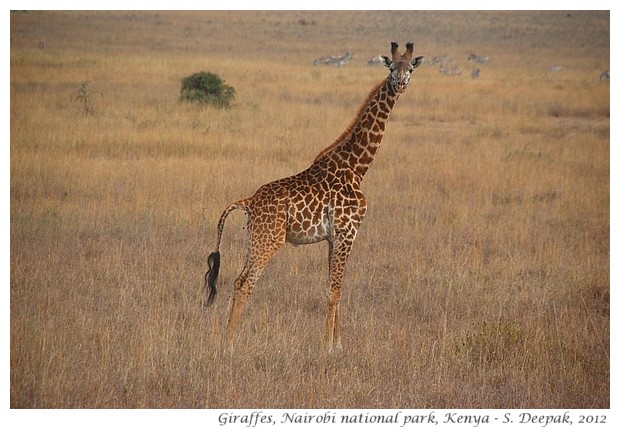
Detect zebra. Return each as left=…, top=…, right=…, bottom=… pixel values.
left=440, top=62, right=463, bottom=76
left=313, top=50, right=353, bottom=67
left=366, top=55, right=384, bottom=66
left=426, top=55, right=449, bottom=65
left=467, top=53, right=489, bottom=63
left=471, top=68, right=481, bottom=78
left=599, top=69, right=610, bottom=80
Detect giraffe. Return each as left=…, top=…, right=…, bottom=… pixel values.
left=204, top=42, right=424, bottom=350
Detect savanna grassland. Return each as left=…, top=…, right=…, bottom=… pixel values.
left=10, top=11, right=609, bottom=408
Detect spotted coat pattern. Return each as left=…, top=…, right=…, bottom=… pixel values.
left=205, top=42, right=424, bottom=350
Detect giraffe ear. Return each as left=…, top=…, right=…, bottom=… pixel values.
left=379, top=55, right=392, bottom=68
left=411, top=55, right=425, bottom=69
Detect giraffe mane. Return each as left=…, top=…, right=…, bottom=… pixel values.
left=313, top=79, right=386, bottom=163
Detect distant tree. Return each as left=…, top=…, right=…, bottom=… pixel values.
left=180, top=71, right=236, bottom=108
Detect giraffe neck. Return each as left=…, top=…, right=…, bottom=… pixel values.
left=313, top=78, right=400, bottom=179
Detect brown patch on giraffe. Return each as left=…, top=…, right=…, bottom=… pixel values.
left=369, top=133, right=382, bottom=144
left=358, top=151, right=374, bottom=166
left=351, top=142, right=365, bottom=157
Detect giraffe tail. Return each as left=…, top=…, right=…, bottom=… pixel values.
left=204, top=251, right=220, bottom=306
left=204, top=199, right=250, bottom=307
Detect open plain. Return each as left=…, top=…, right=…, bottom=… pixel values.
left=10, top=10, right=609, bottom=408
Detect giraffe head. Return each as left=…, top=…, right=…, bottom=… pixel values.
left=380, top=42, right=425, bottom=93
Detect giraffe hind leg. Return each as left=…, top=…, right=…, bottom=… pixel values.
left=226, top=233, right=285, bottom=341
left=226, top=265, right=250, bottom=339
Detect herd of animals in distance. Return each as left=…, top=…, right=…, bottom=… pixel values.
left=312, top=48, right=610, bottom=81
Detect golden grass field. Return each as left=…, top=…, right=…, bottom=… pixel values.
left=10, top=10, right=609, bottom=408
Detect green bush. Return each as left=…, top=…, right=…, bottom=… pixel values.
left=180, top=71, right=236, bottom=108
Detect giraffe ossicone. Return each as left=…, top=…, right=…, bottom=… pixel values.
left=204, top=42, right=424, bottom=351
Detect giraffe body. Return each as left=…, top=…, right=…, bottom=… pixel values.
left=204, top=42, right=424, bottom=350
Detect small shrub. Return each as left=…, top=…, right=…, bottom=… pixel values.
left=71, top=81, right=102, bottom=115
left=180, top=71, right=236, bottom=108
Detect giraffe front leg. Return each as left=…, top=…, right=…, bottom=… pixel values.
left=325, top=284, right=343, bottom=352
left=333, top=304, right=341, bottom=347
left=325, top=236, right=354, bottom=352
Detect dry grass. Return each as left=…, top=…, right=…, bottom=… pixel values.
left=10, top=10, right=609, bottom=408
